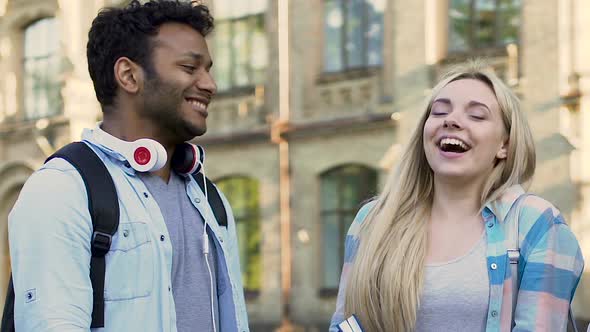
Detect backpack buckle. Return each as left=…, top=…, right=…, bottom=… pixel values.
left=91, top=231, right=112, bottom=256
left=507, top=248, right=520, bottom=264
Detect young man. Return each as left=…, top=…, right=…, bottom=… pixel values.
left=8, top=1, right=249, bottom=331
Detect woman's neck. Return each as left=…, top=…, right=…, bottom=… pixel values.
left=430, top=176, right=485, bottom=223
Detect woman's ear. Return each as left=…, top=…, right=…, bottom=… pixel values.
left=113, top=57, right=143, bottom=95
left=496, top=139, right=508, bottom=160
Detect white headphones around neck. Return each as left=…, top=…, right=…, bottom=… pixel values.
left=93, top=126, right=205, bottom=174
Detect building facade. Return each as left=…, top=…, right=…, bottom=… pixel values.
left=0, top=0, right=588, bottom=330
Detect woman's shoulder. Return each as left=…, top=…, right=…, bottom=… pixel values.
left=347, top=199, right=378, bottom=236
left=495, top=186, right=563, bottom=227
left=522, top=193, right=563, bottom=222
left=512, top=192, right=580, bottom=253
left=516, top=194, right=584, bottom=273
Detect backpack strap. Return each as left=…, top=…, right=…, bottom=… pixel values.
left=506, top=193, right=530, bottom=327
left=194, top=174, right=228, bottom=228
left=1, top=277, right=15, bottom=332
left=507, top=194, right=579, bottom=332
left=46, top=142, right=119, bottom=328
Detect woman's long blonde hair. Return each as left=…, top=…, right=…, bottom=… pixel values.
left=344, top=61, right=536, bottom=331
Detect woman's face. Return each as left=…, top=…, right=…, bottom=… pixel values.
left=423, top=78, right=508, bottom=183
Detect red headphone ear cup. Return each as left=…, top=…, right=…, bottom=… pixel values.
left=128, top=139, right=166, bottom=172
left=172, top=143, right=204, bottom=174
left=94, top=127, right=166, bottom=172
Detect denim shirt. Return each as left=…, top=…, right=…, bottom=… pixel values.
left=330, top=185, right=584, bottom=332
left=8, top=128, right=249, bottom=332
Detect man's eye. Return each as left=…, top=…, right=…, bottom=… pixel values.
left=181, top=65, right=196, bottom=72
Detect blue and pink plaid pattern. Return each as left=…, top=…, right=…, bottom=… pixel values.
left=329, top=185, right=584, bottom=332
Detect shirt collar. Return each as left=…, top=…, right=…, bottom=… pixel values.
left=482, top=184, right=526, bottom=223
left=82, top=125, right=137, bottom=176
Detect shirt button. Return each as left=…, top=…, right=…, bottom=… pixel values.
left=143, top=192, right=149, bottom=198
left=491, top=263, right=498, bottom=270
left=123, top=229, right=129, bottom=237
left=487, top=222, right=494, bottom=228
left=195, top=198, right=201, bottom=203
left=160, top=235, right=165, bottom=241
left=491, top=310, right=498, bottom=317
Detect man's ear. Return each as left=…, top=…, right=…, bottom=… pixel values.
left=496, top=139, right=508, bottom=160
left=113, top=57, right=143, bottom=95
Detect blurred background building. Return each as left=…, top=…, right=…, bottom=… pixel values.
left=0, top=0, right=588, bottom=330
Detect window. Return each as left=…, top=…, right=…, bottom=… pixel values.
left=320, top=165, right=377, bottom=290
left=23, top=17, right=62, bottom=119
left=212, top=0, right=267, bottom=92
left=449, top=0, right=521, bottom=52
left=215, top=176, right=261, bottom=293
left=323, top=0, right=384, bottom=73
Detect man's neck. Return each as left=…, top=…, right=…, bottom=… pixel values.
left=101, top=114, right=175, bottom=183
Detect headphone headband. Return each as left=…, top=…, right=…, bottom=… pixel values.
left=93, top=127, right=204, bottom=175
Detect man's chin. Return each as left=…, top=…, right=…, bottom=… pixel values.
left=188, top=125, right=207, bottom=139
left=195, top=125, right=207, bottom=136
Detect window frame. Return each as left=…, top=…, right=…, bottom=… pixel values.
left=212, top=11, right=267, bottom=94
left=318, top=164, right=378, bottom=295
left=21, top=16, right=63, bottom=121
left=447, top=0, right=522, bottom=55
left=322, top=0, right=384, bottom=74
left=214, top=175, right=262, bottom=298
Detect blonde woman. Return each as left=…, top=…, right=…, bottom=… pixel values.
left=330, top=63, right=584, bottom=332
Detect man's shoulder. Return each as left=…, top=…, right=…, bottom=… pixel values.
left=8, top=156, right=93, bottom=234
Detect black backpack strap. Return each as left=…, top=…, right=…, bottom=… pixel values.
left=194, top=174, right=228, bottom=227
left=1, top=276, right=15, bottom=332
left=46, top=142, right=119, bottom=328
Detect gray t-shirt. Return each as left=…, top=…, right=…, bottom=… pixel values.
left=140, top=172, right=220, bottom=332
left=415, top=232, right=489, bottom=332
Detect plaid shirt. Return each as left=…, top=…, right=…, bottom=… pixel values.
left=330, top=185, right=584, bottom=332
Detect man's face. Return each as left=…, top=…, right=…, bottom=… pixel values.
left=140, top=23, right=217, bottom=143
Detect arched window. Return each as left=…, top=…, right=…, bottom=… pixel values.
left=449, top=0, right=521, bottom=52
left=216, top=176, right=261, bottom=293
left=320, top=165, right=377, bottom=290
left=212, top=0, right=267, bottom=92
left=23, top=17, right=62, bottom=119
left=323, top=0, right=384, bottom=73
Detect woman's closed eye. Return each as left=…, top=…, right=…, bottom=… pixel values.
left=430, top=108, right=449, bottom=116
left=468, top=110, right=488, bottom=120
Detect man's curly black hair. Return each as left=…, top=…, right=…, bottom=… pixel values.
left=87, top=0, right=214, bottom=108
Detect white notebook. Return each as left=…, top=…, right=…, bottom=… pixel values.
left=337, top=315, right=364, bottom=332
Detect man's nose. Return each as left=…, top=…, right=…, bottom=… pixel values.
left=198, top=71, right=217, bottom=95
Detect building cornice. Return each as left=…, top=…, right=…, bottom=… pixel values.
left=196, top=112, right=395, bottom=146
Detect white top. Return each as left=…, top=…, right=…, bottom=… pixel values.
left=416, top=232, right=490, bottom=332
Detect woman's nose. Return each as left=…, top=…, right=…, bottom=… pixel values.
left=443, top=119, right=461, bottom=129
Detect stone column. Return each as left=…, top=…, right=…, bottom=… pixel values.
left=424, top=0, right=448, bottom=65
left=570, top=0, right=590, bottom=320
left=57, top=0, right=103, bottom=142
